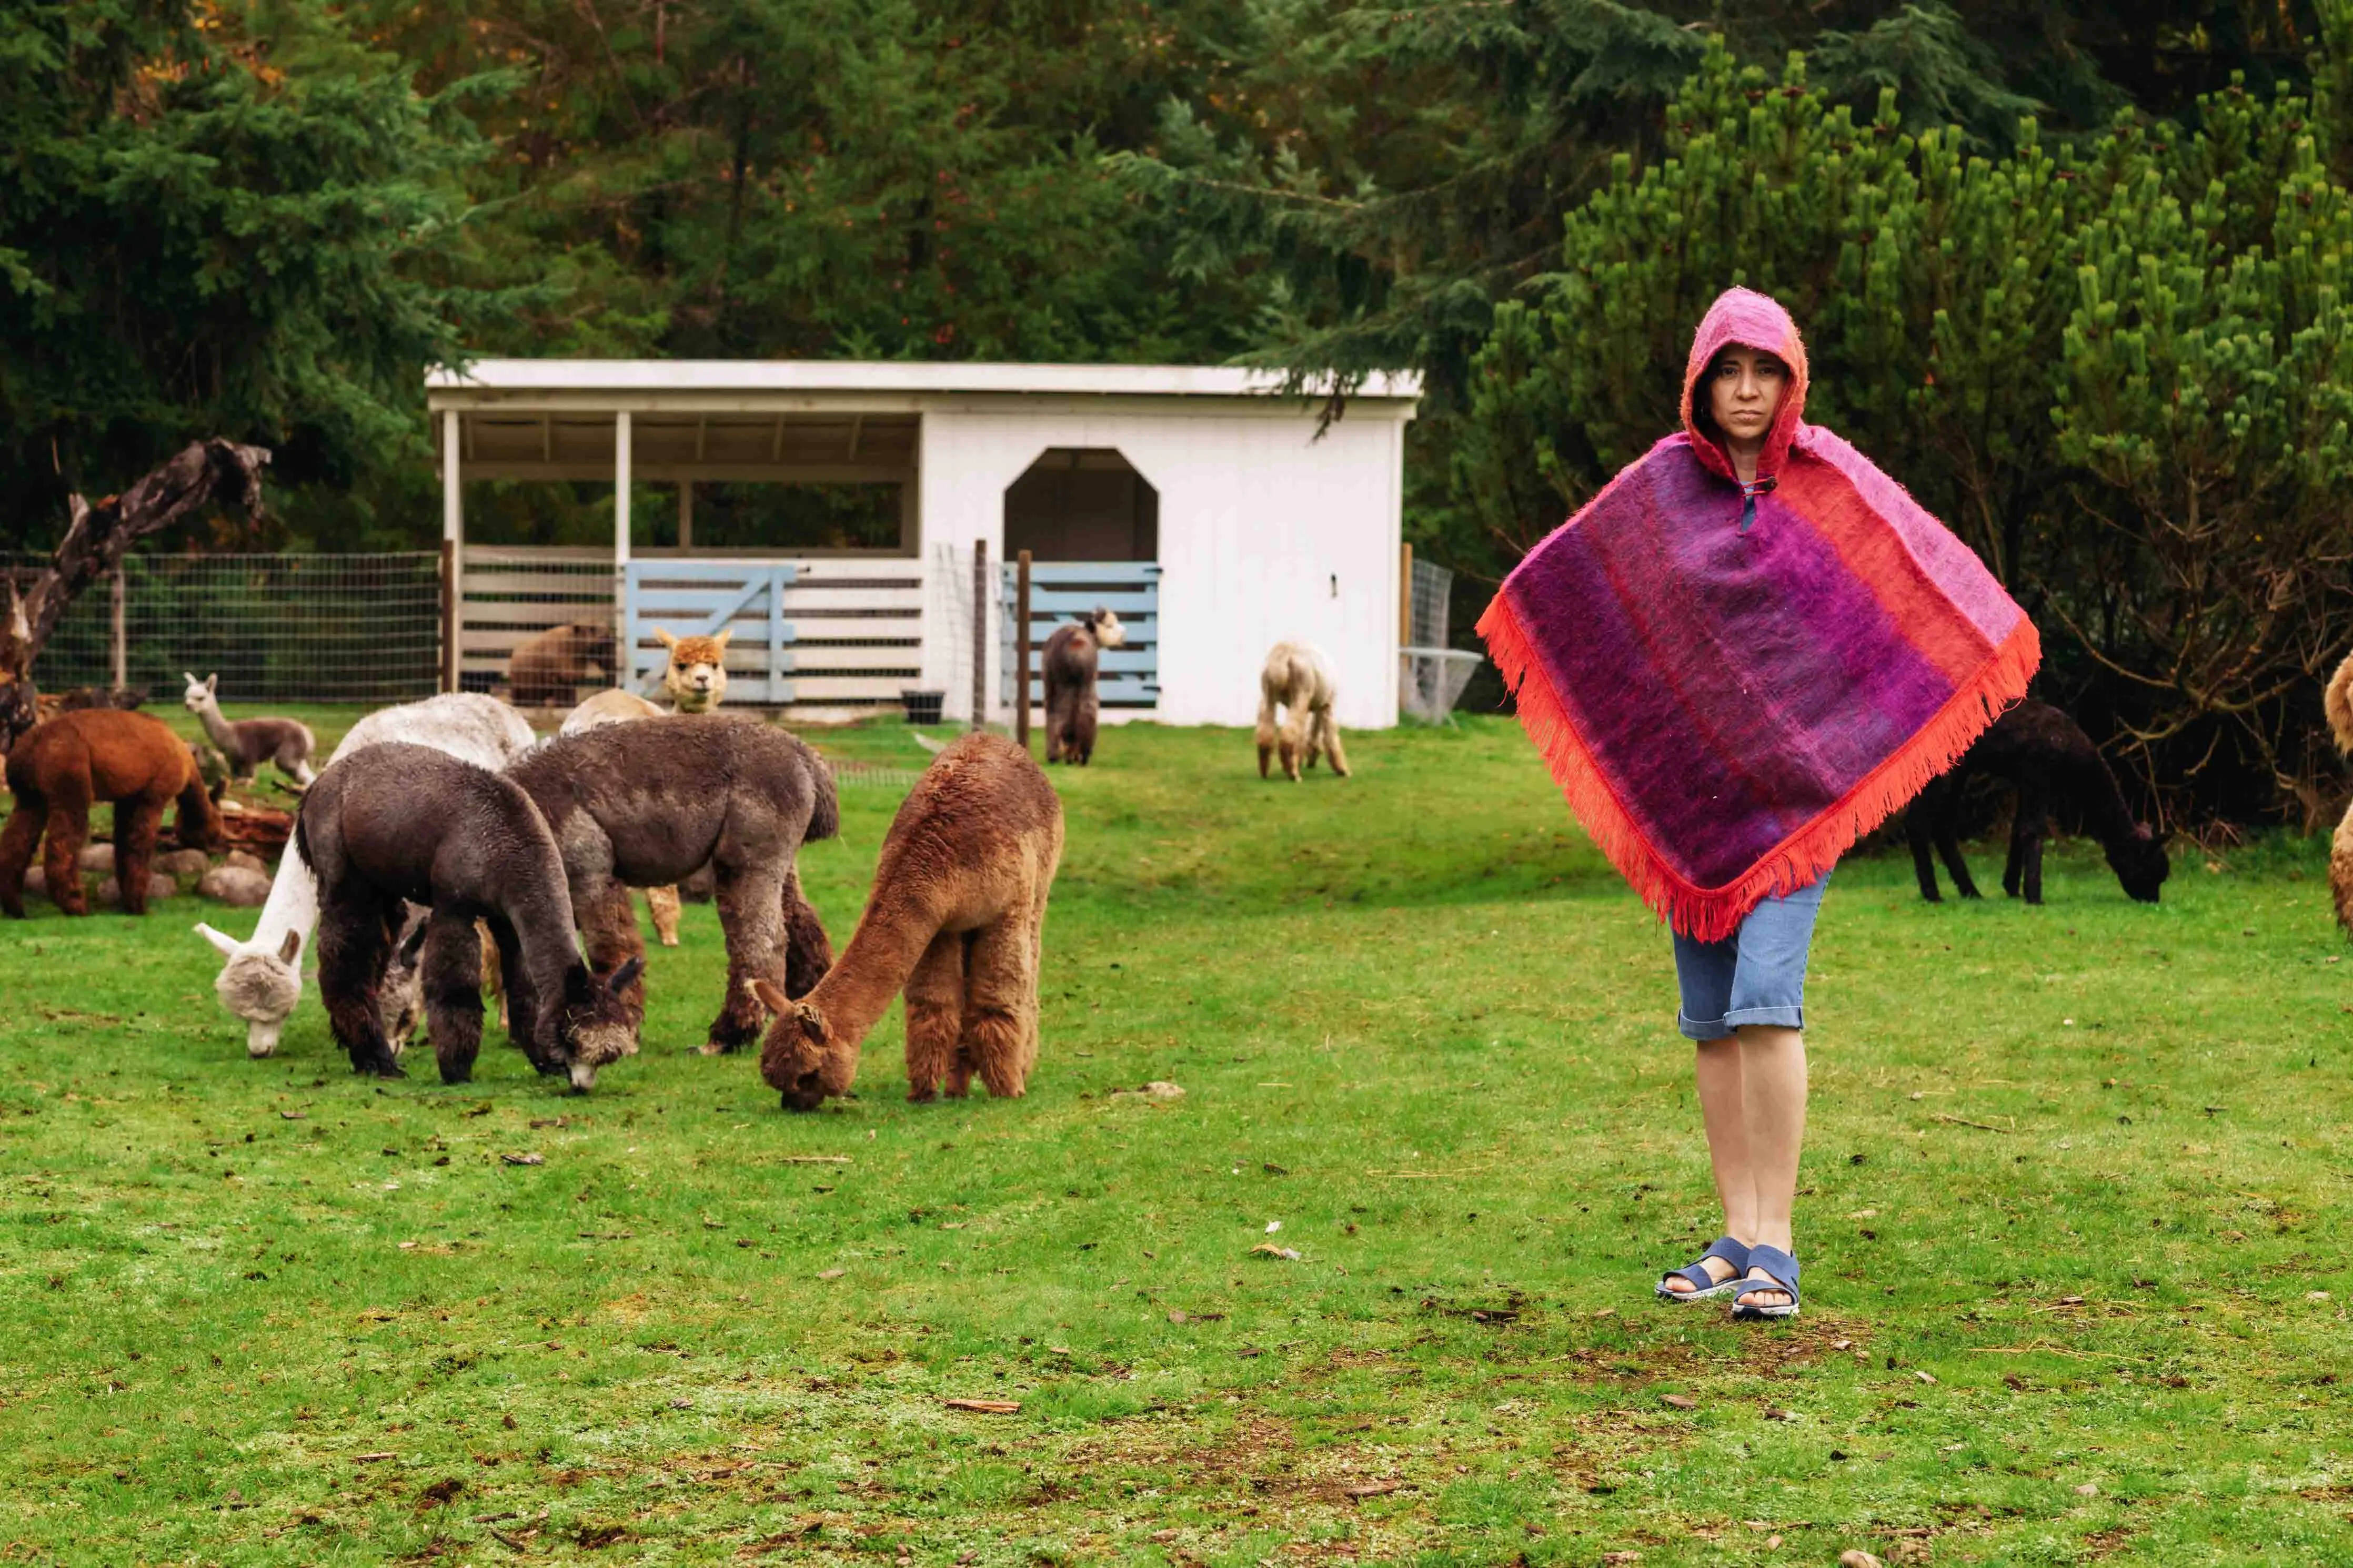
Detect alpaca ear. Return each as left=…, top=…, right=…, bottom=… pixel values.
left=277, top=929, right=301, bottom=965
left=608, top=956, right=645, bottom=995
left=745, top=977, right=789, bottom=1017
left=195, top=922, right=240, bottom=958
left=183, top=672, right=198, bottom=690
left=711, top=628, right=733, bottom=651
left=395, top=918, right=428, bottom=966
left=792, top=999, right=830, bottom=1045
left=655, top=628, right=678, bottom=650
left=205, top=674, right=218, bottom=694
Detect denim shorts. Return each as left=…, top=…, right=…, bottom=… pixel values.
left=1671, top=871, right=1831, bottom=1040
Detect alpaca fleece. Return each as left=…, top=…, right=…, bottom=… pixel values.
left=504, top=714, right=838, bottom=1075
left=1256, top=641, right=1348, bottom=781
left=1, top=710, right=219, bottom=918
left=1041, top=610, right=1121, bottom=765
left=2327, top=651, right=2353, bottom=940
left=754, top=731, right=1062, bottom=1111
left=1477, top=286, right=2038, bottom=939
left=508, top=623, right=617, bottom=706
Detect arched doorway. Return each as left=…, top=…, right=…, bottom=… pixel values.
left=1000, top=448, right=1160, bottom=711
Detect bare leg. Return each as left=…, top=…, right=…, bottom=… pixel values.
left=1316, top=707, right=1350, bottom=778
left=1662, top=1035, right=1753, bottom=1294
left=903, top=930, right=966, bottom=1102
left=317, top=888, right=401, bottom=1077
left=1733, top=1025, right=1806, bottom=1309
left=961, top=913, right=1040, bottom=1098
left=642, top=884, right=682, bottom=947
left=113, top=795, right=165, bottom=915
left=706, top=866, right=786, bottom=1054
left=423, top=911, right=486, bottom=1085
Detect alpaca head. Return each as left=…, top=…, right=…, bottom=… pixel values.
left=1082, top=608, right=1126, bottom=650
left=199, top=925, right=303, bottom=1057
left=747, top=977, right=855, bottom=1111
left=556, top=956, right=645, bottom=1091
left=656, top=628, right=731, bottom=713
left=2107, top=823, right=2171, bottom=903
left=182, top=672, right=219, bottom=715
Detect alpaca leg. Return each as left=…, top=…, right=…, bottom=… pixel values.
left=642, top=884, right=682, bottom=947
left=1906, top=797, right=1943, bottom=902
left=903, top=929, right=966, bottom=1102
left=577, top=878, right=647, bottom=1035
left=0, top=788, right=43, bottom=917
left=480, top=921, right=508, bottom=1031
left=487, top=916, right=549, bottom=1069
left=1254, top=691, right=1279, bottom=778
left=1316, top=708, right=1350, bottom=778
left=1074, top=701, right=1097, bottom=766
left=706, top=866, right=786, bottom=1054
left=1043, top=681, right=1065, bottom=763
left=40, top=775, right=93, bottom=917
left=961, top=914, right=1040, bottom=1099
left=780, top=868, right=833, bottom=999
left=317, top=889, right=401, bottom=1077
left=112, top=794, right=165, bottom=915
left=2006, top=782, right=2048, bottom=903
left=1930, top=786, right=1979, bottom=899
left=422, top=911, right=486, bottom=1085
left=1280, top=704, right=1310, bottom=782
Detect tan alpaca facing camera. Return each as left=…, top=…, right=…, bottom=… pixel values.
left=655, top=628, right=731, bottom=713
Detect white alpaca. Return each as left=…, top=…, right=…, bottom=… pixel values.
left=1255, top=641, right=1350, bottom=782
left=194, top=693, right=537, bottom=1057
left=560, top=689, right=683, bottom=947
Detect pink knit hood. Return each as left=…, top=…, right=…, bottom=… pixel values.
left=1677, top=287, right=1812, bottom=487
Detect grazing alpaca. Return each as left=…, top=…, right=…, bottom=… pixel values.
left=380, top=906, right=506, bottom=1051
left=1040, top=609, right=1124, bottom=766
left=182, top=674, right=317, bottom=787
left=1255, top=641, right=1349, bottom=782
left=748, top=732, right=1062, bottom=1111
left=2327, top=652, right=2353, bottom=941
left=561, top=690, right=684, bottom=946
left=507, top=622, right=618, bottom=707
left=504, top=715, right=837, bottom=1081
left=654, top=627, right=731, bottom=714
left=297, top=743, right=640, bottom=1084
left=1908, top=700, right=2170, bottom=905
left=194, top=692, right=536, bottom=1058
left=1, top=710, right=220, bottom=917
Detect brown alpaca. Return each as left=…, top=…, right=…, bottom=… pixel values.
left=560, top=689, right=685, bottom=946
left=504, top=715, right=837, bottom=1082
left=1041, top=609, right=1124, bottom=765
left=507, top=622, right=618, bottom=706
left=296, top=743, right=640, bottom=1085
left=1, top=710, right=219, bottom=918
left=749, top=732, right=1062, bottom=1111
left=2328, top=651, right=2353, bottom=940
left=1256, top=641, right=1349, bottom=781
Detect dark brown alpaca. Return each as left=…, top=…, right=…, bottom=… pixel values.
left=507, top=622, right=618, bottom=706
left=503, top=715, right=837, bottom=1082
left=296, top=743, right=640, bottom=1085
left=1041, top=609, right=1124, bottom=766
left=2326, top=651, right=2353, bottom=940
left=1908, top=700, right=2170, bottom=905
left=749, top=732, right=1062, bottom=1111
left=1, top=710, right=219, bottom=917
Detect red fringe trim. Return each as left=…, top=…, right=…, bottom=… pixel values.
left=1477, top=591, right=2040, bottom=942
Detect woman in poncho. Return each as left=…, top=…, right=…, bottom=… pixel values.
left=1479, top=288, right=2037, bottom=1318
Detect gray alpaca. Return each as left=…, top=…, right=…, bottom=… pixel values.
left=502, top=714, right=838, bottom=1076
left=296, top=743, right=640, bottom=1087
left=183, top=673, right=317, bottom=786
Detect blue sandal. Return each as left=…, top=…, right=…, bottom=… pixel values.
left=1729, top=1245, right=1801, bottom=1320
left=1656, top=1236, right=1750, bottom=1302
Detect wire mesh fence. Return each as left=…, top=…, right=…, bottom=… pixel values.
left=1409, top=557, right=1454, bottom=648
left=4, top=552, right=443, bottom=705
left=1400, top=557, right=1481, bottom=723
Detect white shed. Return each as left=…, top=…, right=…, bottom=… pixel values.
left=425, top=360, right=1422, bottom=729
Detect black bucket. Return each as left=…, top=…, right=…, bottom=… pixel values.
left=901, top=689, right=946, bottom=725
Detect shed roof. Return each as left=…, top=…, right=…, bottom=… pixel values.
left=427, top=359, right=1421, bottom=403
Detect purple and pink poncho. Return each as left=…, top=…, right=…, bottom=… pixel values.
left=1476, top=287, right=2038, bottom=941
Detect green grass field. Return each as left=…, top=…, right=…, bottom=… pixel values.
left=1, top=713, right=2347, bottom=1566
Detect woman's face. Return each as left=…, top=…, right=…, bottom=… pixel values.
left=1706, top=347, right=1788, bottom=446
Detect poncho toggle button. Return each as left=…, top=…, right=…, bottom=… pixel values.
left=1737, top=476, right=1776, bottom=534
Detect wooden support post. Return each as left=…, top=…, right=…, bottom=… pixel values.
left=439, top=539, right=457, bottom=693
left=1399, top=541, right=1414, bottom=646
left=614, top=411, right=634, bottom=673
left=109, top=568, right=127, bottom=692
left=677, top=480, right=693, bottom=551
left=970, top=539, right=989, bottom=732
left=1015, top=550, right=1032, bottom=750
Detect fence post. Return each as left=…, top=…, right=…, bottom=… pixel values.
left=970, top=539, right=989, bottom=732
left=1015, top=550, right=1032, bottom=750
left=109, top=568, right=127, bottom=692
left=439, top=539, right=457, bottom=693
left=1399, top=541, right=1413, bottom=647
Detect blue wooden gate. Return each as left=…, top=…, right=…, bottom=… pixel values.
left=624, top=560, right=797, bottom=704
left=1000, top=561, right=1160, bottom=710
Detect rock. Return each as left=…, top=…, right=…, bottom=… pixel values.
left=225, top=849, right=268, bottom=874
left=1111, top=1080, right=1185, bottom=1101
left=23, top=866, right=45, bottom=900
left=99, top=872, right=178, bottom=906
left=77, top=843, right=114, bottom=873
left=156, top=848, right=211, bottom=878
left=1839, top=1554, right=1886, bottom=1568
left=197, top=866, right=273, bottom=907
